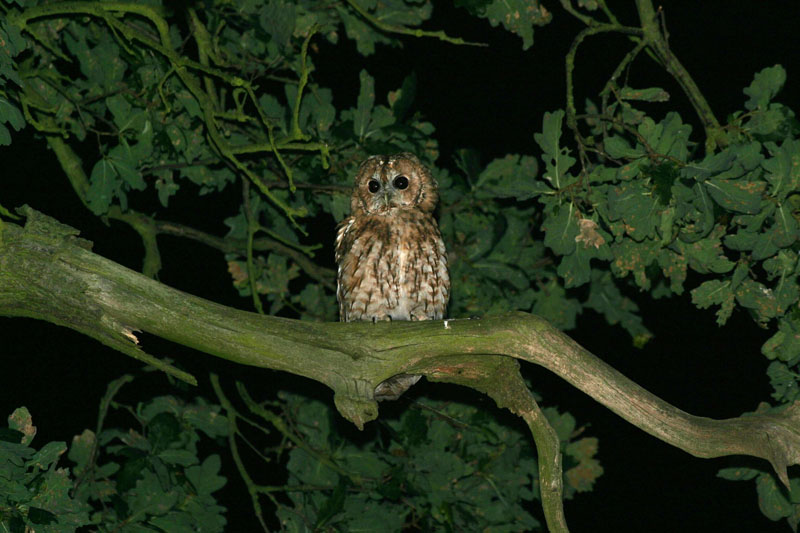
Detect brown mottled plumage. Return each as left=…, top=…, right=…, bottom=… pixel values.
left=335, top=153, right=450, bottom=399
left=335, top=153, right=449, bottom=323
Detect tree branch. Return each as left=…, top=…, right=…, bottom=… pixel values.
left=634, top=0, right=725, bottom=149
left=345, top=0, right=488, bottom=48
left=2, top=208, right=799, bottom=494
left=152, top=218, right=336, bottom=290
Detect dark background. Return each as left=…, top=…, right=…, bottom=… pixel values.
left=3, top=1, right=800, bottom=531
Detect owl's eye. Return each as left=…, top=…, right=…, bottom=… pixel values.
left=368, top=180, right=380, bottom=193
left=393, top=175, right=409, bottom=190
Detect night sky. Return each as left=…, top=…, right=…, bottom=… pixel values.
left=3, top=2, right=800, bottom=531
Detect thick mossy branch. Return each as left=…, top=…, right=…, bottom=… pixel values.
left=1, top=209, right=798, bottom=489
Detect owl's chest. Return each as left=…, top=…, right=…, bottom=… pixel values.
left=352, top=215, right=432, bottom=283
left=335, top=210, right=449, bottom=322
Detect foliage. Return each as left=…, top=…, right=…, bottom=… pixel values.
left=1, top=373, right=601, bottom=532
left=719, top=450, right=800, bottom=529
left=0, top=377, right=229, bottom=532
left=1, top=0, right=800, bottom=529
left=273, top=392, right=600, bottom=530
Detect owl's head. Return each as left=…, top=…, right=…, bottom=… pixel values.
left=350, top=153, right=438, bottom=216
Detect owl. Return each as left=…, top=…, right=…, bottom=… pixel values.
left=335, top=153, right=450, bottom=398
left=335, top=152, right=450, bottom=322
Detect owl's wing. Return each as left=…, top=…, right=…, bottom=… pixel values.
left=334, top=217, right=354, bottom=263
left=334, top=217, right=355, bottom=322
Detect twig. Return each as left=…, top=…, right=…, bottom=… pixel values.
left=557, top=0, right=595, bottom=26
left=599, top=38, right=649, bottom=130
left=210, top=374, right=270, bottom=532
left=564, top=23, right=643, bottom=182
left=153, top=219, right=336, bottom=289
left=105, top=207, right=162, bottom=278
left=243, top=180, right=266, bottom=314
left=345, top=0, right=487, bottom=47
left=634, top=0, right=724, bottom=148
left=576, top=112, right=688, bottom=167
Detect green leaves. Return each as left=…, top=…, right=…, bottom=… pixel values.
left=535, top=110, right=577, bottom=190
left=763, top=138, right=800, bottom=200
left=691, top=279, right=735, bottom=326
left=744, top=65, right=786, bottom=111
left=64, top=31, right=126, bottom=94
left=481, top=0, right=553, bottom=49
left=719, top=468, right=800, bottom=528
left=543, top=201, right=578, bottom=255
left=0, top=96, right=24, bottom=146
left=278, top=393, right=595, bottom=530
left=0, top=15, right=27, bottom=85
left=763, top=316, right=800, bottom=365
left=260, top=0, right=296, bottom=49
left=474, top=154, right=544, bottom=199
left=354, top=69, right=376, bottom=140
left=705, top=177, right=765, bottom=214
left=606, top=181, right=661, bottom=240
left=63, top=386, right=230, bottom=532
left=740, top=65, right=793, bottom=137
left=1, top=408, right=91, bottom=531
left=87, top=149, right=146, bottom=215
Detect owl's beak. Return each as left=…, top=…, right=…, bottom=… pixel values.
left=383, top=190, right=391, bottom=207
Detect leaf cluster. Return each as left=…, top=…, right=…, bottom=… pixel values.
left=274, top=392, right=600, bottom=531
left=0, top=380, right=229, bottom=532
left=719, top=449, right=800, bottom=528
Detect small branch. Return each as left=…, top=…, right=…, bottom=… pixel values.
left=575, top=113, right=688, bottom=167
left=187, top=8, right=219, bottom=108
left=243, top=180, right=265, bottom=314
left=345, top=0, right=487, bottom=47
left=596, top=0, right=621, bottom=25
left=236, top=381, right=363, bottom=483
left=210, top=374, right=270, bottom=532
left=153, top=219, right=336, bottom=290
left=290, top=28, right=316, bottom=144
left=232, top=141, right=330, bottom=156
left=565, top=24, right=643, bottom=135
left=564, top=23, right=643, bottom=182
left=105, top=207, right=162, bottom=278
left=262, top=180, right=351, bottom=194
left=557, top=0, right=595, bottom=26
left=634, top=0, right=724, bottom=148
left=519, top=395, right=567, bottom=532
left=599, top=38, right=649, bottom=113
left=73, top=374, right=134, bottom=494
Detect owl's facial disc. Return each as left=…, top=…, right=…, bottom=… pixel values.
left=353, top=153, right=435, bottom=216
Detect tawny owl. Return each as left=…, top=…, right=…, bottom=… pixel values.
left=335, top=153, right=450, bottom=398
left=335, top=152, right=450, bottom=322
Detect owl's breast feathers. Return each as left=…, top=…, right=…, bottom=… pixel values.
left=335, top=208, right=450, bottom=323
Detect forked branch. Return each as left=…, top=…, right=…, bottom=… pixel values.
left=1, top=209, right=798, bottom=528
